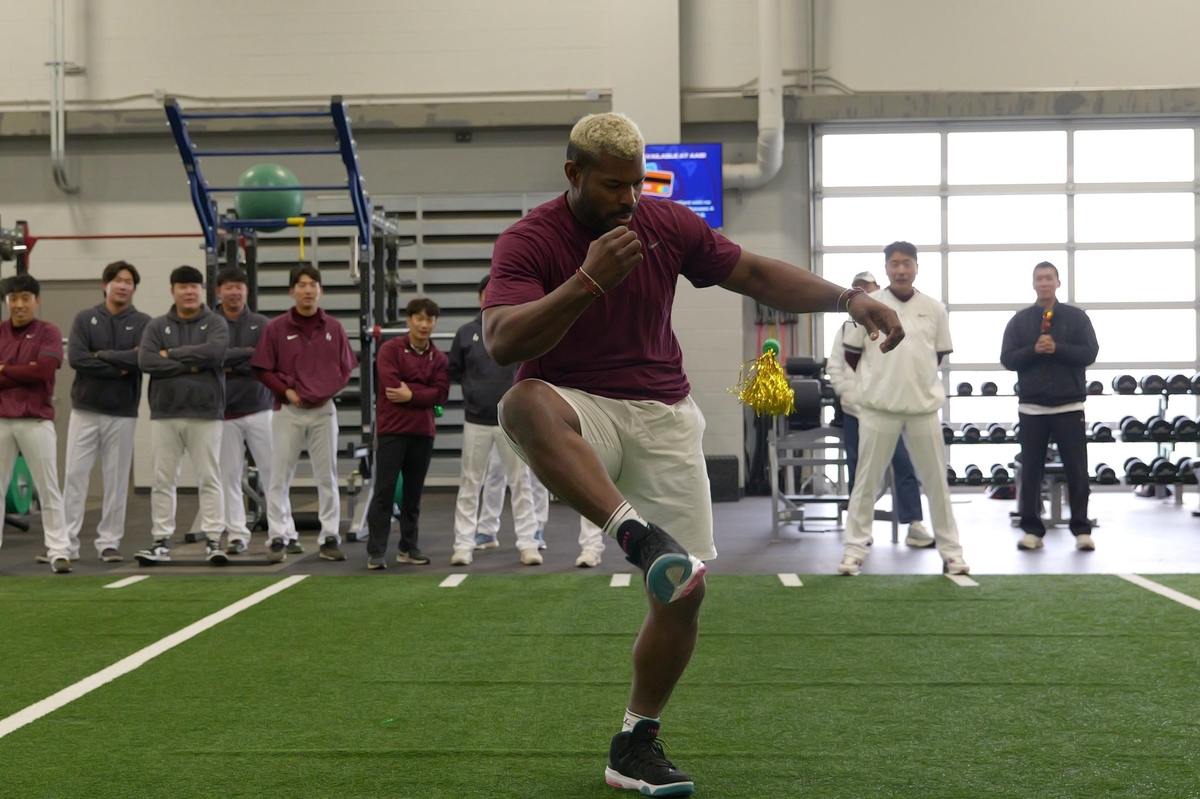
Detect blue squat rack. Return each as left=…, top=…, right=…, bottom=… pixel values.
left=164, top=96, right=405, bottom=536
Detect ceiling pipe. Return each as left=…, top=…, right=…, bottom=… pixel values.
left=49, top=0, right=80, bottom=194
left=722, top=0, right=784, bottom=190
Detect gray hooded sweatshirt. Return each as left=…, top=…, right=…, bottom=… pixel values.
left=138, top=305, right=229, bottom=420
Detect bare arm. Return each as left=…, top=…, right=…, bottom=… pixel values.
left=720, top=250, right=905, bottom=353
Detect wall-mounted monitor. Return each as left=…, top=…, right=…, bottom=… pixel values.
left=643, top=143, right=723, bottom=229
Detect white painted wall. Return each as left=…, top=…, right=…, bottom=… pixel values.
left=11, top=0, right=1200, bottom=112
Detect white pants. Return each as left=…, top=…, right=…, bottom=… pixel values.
left=843, top=409, right=963, bottom=561
left=0, top=418, right=68, bottom=558
left=454, top=422, right=538, bottom=552
left=61, top=410, right=136, bottom=557
left=268, top=402, right=340, bottom=544
left=221, top=410, right=295, bottom=545
left=150, top=418, right=224, bottom=542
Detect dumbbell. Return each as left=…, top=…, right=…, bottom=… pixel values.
left=946, top=465, right=957, bottom=484
left=956, top=382, right=973, bottom=396
left=1124, top=457, right=1150, bottom=481
left=1086, top=380, right=1104, bottom=395
left=1012, top=422, right=1020, bottom=437
left=1172, top=415, right=1198, bottom=441
left=1167, top=374, right=1191, bottom=394
left=1094, top=463, right=1118, bottom=485
left=1140, top=374, right=1166, bottom=394
left=1111, top=374, right=1137, bottom=394
left=990, top=463, right=1010, bottom=484
left=1177, top=457, right=1197, bottom=484
left=963, top=464, right=984, bottom=486
left=1013, top=382, right=1020, bottom=394
left=1090, top=421, right=1113, bottom=442
left=1192, top=373, right=1200, bottom=394
left=942, top=423, right=955, bottom=444
left=981, top=381, right=998, bottom=396
left=1119, top=416, right=1146, bottom=440
left=987, top=423, right=1007, bottom=442
left=960, top=423, right=982, bottom=442
left=1149, top=456, right=1178, bottom=483
left=1146, top=416, right=1173, bottom=440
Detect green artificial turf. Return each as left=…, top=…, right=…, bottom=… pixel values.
left=2, top=574, right=1200, bottom=797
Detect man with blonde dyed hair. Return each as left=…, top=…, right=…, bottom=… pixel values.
left=484, top=111, right=905, bottom=795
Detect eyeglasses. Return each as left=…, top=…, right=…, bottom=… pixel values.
left=1040, top=308, right=1053, bottom=334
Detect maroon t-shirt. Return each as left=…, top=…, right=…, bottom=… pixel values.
left=250, top=308, right=357, bottom=409
left=0, top=319, right=63, bottom=420
left=484, top=194, right=742, bottom=403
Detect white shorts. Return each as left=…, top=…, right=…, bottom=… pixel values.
left=499, top=380, right=716, bottom=560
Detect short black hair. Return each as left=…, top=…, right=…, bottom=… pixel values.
left=170, top=265, right=205, bottom=286
left=289, top=263, right=322, bottom=288
left=2, top=274, right=40, bottom=298
left=102, top=260, right=140, bottom=286
left=478, top=275, right=490, bottom=294
left=217, top=267, right=249, bottom=287
left=883, top=241, right=918, bottom=261
left=406, top=297, right=440, bottom=318
left=1033, top=261, right=1059, bottom=278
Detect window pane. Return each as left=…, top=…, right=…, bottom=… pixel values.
left=1088, top=309, right=1195, bottom=362
left=822, top=313, right=849, bottom=359
left=1074, top=193, right=1195, bottom=243
left=1074, top=249, right=1195, bottom=302
left=822, top=252, right=943, bottom=301
left=947, top=251, right=1067, bottom=305
left=821, top=133, right=941, bottom=187
left=948, top=131, right=1066, bottom=185
left=948, top=195, right=1067, bottom=244
left=1074, top=129, right=1195, bottom=183
left=947, top=310, right=1014, bottom=363
left=822, top=197, right=941, bottom=247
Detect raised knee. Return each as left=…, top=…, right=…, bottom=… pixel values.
left=498, top=381, right=555, bottom=435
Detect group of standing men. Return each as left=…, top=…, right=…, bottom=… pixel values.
left=830, top=244, right=1100, bottom=576
left=2, top=262, right=357, bottom=572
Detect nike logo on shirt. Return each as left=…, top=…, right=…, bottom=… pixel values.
left=125, top=325, right=134, bottom=330
left=250, top=325, right=259, bottom=330
left=200, top=324, right=208, bottom=330
left=25, top=334, right=33, bottom=339
left=287, top=334, right=299, bottom=340
left=648, top=241, right=660, bottom=250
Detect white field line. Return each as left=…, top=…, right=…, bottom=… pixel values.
left=1118, top=574, right=1200, bottom=612
left=103, top=576, right=149, bottom=589
left=945, top=574, right=979, bottom=587
left=778, top=573, right=803, bottom=587
left=610, top=574, right=632, bottom=587
left=0, top=575, right=308, bottom=740
left=439, top=574, right=469, bottom=588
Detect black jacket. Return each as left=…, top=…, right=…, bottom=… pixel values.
left=68, top=303, right=151, bottom=417
left=448, top=315, right=518, bottom=426
left=219, top=307, right=273, bottom=418
left=1000, top=302, right=1098, bottom=407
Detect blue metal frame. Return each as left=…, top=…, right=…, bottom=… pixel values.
left=163, top=95, right=376, bottom=255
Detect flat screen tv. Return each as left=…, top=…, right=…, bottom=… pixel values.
left=643, top=143, right=723, bottom=229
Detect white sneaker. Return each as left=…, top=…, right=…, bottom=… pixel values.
left=575, top=550, right=602, bottom=568
left=943, top=556, right=970, bottom=575
left=1075, top=533, right=1096, bottom=551
left=904, top=521, right=936, bottom=548
left=519, top=548, right=543, bottom=566
left=450, top=549, right=472, bottom=566
left=1017, top=533, right=1044, bottom=551
left=837, top=554, right=863, bottom=576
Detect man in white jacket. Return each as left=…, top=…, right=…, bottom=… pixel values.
left=826, top=271, right=932, bottom=548
left=839, top=244, right=969, bottom=576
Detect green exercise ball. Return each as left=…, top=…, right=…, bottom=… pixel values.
left=234, top=163, right=303, bottom=232
left=6, top=455, right=33, bottom=515
left=393, top=473, right=405, bottom=505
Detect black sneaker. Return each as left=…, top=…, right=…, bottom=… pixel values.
left=226, top=540, right=248, bottom=555
left=267, top=539, right=287, bottom=564
left=135, top=540, right=171, bottom=565
left=396, top=548, right=430, bottom=565
left=367, top=555, right=387, bottom=570
left=605, top=719, right=694, bottom=796
left=100, top=548, right=124, bottom=563
left=319, top=536, right=345, bottom=561
left=51, top=557, right=73, bottom=574
left=205, top=539, right=229, bottom=565
left=617, top=521, right=706, bottom=605
left=286, top=540, right=305, bottom=555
